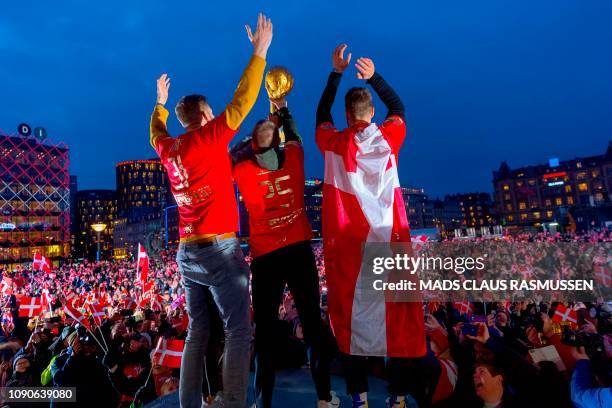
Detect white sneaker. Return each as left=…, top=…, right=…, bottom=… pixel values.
left=318, top=390, right=341, bottom=407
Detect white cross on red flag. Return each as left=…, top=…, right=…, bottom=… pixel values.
left=552, top=304, right=577, bottom=325
left=18, top=296, right=43, bottom=318
left=454, top=301, right=472, bottom=316
left=32, top=253, right=52, bottom=273
left=594, top=264, right=611, bottom=288
left=63, top=304, right=90, bottom=329
left=137, top=244, right=149, bottom=284
left=87, top=303, right=106, bottom=326
left=153, top=338, right=184, bottom=368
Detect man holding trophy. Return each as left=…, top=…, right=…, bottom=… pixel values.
left=149, top=14, right=272, bottom=408
left=231, top=68, right=340, bottom=408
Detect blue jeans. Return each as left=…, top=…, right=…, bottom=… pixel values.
left=177, top=238, right=251, bottom=408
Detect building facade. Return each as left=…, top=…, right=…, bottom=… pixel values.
left=444, top=192, right=495, bottom=228
left=402, top=187, right=435, bottom=230
left=116, top=159, right=171, bottom=223
left=493, top=143, right=612, bottom=227
left=0, top=132, right=70, bottom=269
left=74, top=190, right=117, bottom=260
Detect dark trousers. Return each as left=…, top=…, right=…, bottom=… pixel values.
left=340, top=352, right=440, bottom=407
left=251, top=241, right=333, bottom=407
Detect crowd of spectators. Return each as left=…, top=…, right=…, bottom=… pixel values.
left=0, top=229, right=608, bottom=407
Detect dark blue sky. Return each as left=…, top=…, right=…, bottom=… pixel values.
left=1, top=1, right=611, bottom=198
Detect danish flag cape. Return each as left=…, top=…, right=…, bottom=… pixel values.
left=319, top=122, right=426, bottom=357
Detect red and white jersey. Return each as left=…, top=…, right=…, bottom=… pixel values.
left=315, top=117, right=426, bottom=357
left=233, top=143, right=312, bottom=257
left=155, top=113, right=239, bottom=239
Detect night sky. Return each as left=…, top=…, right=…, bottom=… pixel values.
left=1, top=1, right=610, bottom=198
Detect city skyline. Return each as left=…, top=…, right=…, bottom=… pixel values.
left=1, top=1, right=611, bottom=197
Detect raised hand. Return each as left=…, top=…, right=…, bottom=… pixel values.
left=245, top=13, right=273, bottom=59
left=466, top=322, right=491, bottom=344
left=156, top=74, right=170, bottom=106
left=269, top=97, right=287, bottom=110
left=332, top=44, right=352, bottom=74
left=355, top=57, right=375, bottom=80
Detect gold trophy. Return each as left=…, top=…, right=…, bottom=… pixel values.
left=265, top=67, right=294, bottom=143
left=265, top=66, right=294, bottom=110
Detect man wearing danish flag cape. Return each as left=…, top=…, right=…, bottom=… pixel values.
left=316, top=45, right=427, bottom=408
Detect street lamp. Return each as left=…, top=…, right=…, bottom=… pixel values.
left=91, top=223, right=107, bottom=262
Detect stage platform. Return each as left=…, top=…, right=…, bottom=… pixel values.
left=145, top=368, right=418, bottom=407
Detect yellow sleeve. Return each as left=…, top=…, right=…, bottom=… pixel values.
left=150, top=104, right=170, bottom=149
left=225, top=55, right=266, bottom=130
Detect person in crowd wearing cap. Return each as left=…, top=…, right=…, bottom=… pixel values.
left=51, top=327, right=118, bottom=407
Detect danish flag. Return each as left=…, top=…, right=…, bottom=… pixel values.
left=32, top=253, right=52, bottom=273
left=87, top=303, right=106, bottom=326
left=153, top=338, right=184, bottom=368
left=63, top=304, right=90, bottom=328
left=594, top=264, right=611, bottom=288
left=136, top=244, right=149, bottom=284
left=0, top=277, right=13, bottom=296
left=552, top=304, right=577, bottom=325
left=454, top=301, right=472, bottom=316
left=18, top=296, right=43, bottom=318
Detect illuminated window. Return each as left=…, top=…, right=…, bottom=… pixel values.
left=533, top=212, right=541, bottom=219
left=506, top=204, right=513, bottom=211
left=576, top=162, right=582, bottom=169
left=504, top=194, right=511, bottom=200
left=555, top=198, right=563, bottom=206
left=520, top=213, right=528, bottom=220
left=546, top=211, right=553, bottom=218
left=565, top=185, right=572, bottom=193
left=503, top=185, right=509, bottom=191
left=576, top=172, right=587, bottom=180
left=528, top=179, right=536, bottom=186
left=577, top=183, right=588, bottom=192
left=518, top=202, right=526, bottom=210
left=545, top=199, right=552, bottom=207
left=592, top=170, right=600, bottom=178
left=516, top=181, right=524, bottom=187
left=507, top=215, right=514, bottom=222
left=567, top=197, right=574, bottom=205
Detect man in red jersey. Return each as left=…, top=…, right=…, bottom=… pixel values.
left=149, top=14, right=272, bottom=408
left=315, top=45, right=433, bottom=408
left=232, top=93, right=340, bottom=408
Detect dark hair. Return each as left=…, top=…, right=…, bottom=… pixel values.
left=344, top=87, right=373, bottom=119
left=175, top=94, right=208, bottom=127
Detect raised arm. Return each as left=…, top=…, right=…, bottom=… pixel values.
left=316, top=44, right=351, bottom=127
left=150, top=74, right=171, bottom=150
left=224, top=13, right=273, bottom=131
left=356, top=58, right=405, bottom=119
left=271, top=98, right=301, bottom=144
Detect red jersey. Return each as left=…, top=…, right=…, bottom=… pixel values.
left=233, top=142, right=312, bottom=257
left=154, top=111, right=239, bottom=239
left=150, top=55, right=266, bottom=241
